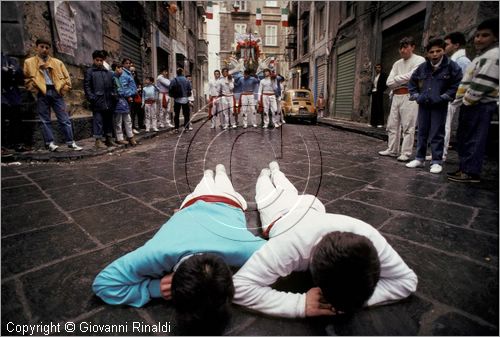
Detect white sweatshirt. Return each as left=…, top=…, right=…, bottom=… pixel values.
left=233, top=210, right=418, bottom=318
left=217, top=76, right=234, bottom=96
left=386, top=53, right=426, bottom=90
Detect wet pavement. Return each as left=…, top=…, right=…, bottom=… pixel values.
left=1, top=119, right=498, bottom=336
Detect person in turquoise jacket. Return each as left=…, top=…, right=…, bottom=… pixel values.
left=93, top=164, right=265, bottom=334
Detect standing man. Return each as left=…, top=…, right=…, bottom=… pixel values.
left=218, top=68, right=237, bottom=129
left=442, top=32, right=471, bottom=160
left=120, top=58, right=138, bottom=132
left=156, top=68, right=174, bottom=128
left=379, top=37, right=425, bottom=161
left=208, top=70, right=222, bottom=129
left=448, top=18, right=499, bottom=183
left=84, top=50, right=117, bottom=149
left=258, top=68, right=279, bottom=129
left=23, top=38, right=82, bottom=151
left=370, top=64, right=388, bottom=128
left=234, top=70, right=260, bottom=128
left=169, top=68, right=192, bottom=133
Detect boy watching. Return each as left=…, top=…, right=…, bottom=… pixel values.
left=93, top=164, right=265, bottom=334
left=406, top=38, right=463, bottom=174
left=233, top=161, right=417, bottom=318
left=448, top=18, right=499, bottom=183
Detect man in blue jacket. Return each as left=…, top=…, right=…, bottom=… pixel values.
left=406, top=38, right=463, bottom=174
left=84, top=50, right=117, bottom=148
left=169, top=68, right=193, bottom=133
left=93, top=164, right=264, bottom=334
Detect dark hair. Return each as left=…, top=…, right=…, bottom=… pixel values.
left=186, top=74, right=192, bottom=79
left=145, top=76, right=154, bottom=82
left=35, top=38, right=51, bottom=47
left=92, top=50, right=107, bottom=59
left=160, top=68, right=168, bottom=73
left=172, top=254, right=234, bottom=335
left=399, top=36, right=416, bottom=48
left=111, top=63, right=122, bottom=71
left=444, top=32, right=467, bottom=47
left=214, top=69, right=221, bottom=75
left=425, top=38, right=446, bottom=51
left=176, top=67, right=184, bottom=76
left=310, top=232, right=381, bottom=313
left=121, top=57, right=132, bottom=65
left=477, top=17, right=499, bottom=39
left=221, top=67, right=229, bottom=72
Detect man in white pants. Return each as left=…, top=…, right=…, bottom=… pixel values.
left=233, top=161, right=418, bottom=318
left=379, top=37, right=425, bottom=162
left=208, top=70, right=223, bottom=129
left=156, top=68, right=173, bottom=128
left=258, top=68, right=279, bottom=128
left=217, top=68, right=237, bottom=129
left=234, top=70, right=260, bottom=128
left=441, top=32, right=471, bottom=161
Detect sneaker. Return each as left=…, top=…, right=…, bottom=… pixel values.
left=145, top=129, right=150, bottom=132
left=446, top=169, right=462, bottom=178
left=132, top=129, right=140, bottom=135
left=252, top=124, right=258, bottom=128
left=262, top=125, right=268, bottom=129
left=447, top=172, right=480, bottom=183
left=378, top=149, right=396, bottom=157
left=47, top=142, right=59, bottom=152
left=188, top=126, right=194, bottom=131
left=376, top=125, right=384, bottom=128
left=429, top=164, right=442, bottom=174
left=232, top=124, right=237, bottom=128
left=95, top=139, right=106, bottom=149
left=68, top=142, right=83, bottom=151
left=281, top=120, right=286, bottom=124
left=274, top=123, right=280, bottom=128
left=269, top=161, right=280, bottom=172
left=167, top=123, right=174, bottom=128
left=116, top=139, right=128, bottom=145
left=397, top=154, right=410, bottom=162
left=223, top=125, right=228, bottom=130
left=153, top=128, right=159, bottom=132
left=406, top=159, right=424, bottom=168
left=243, top=124, right=248, bottom=128
left=158, top=124, right=165, bottom=129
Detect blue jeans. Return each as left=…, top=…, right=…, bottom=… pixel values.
left=92, top=109, right=114, bottom=139
left=457, top=102, right=496, bottom=175
left=415, top=105, right=448, bottom=164
left=37, top=87, right=74, bottom=145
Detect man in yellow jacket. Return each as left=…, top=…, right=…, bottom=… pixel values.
left=23, top=38, right=82, bottom=151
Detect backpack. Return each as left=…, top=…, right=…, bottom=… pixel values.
left=169, top=78, right=181, bottom=98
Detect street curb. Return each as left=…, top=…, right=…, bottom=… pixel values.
left=317, top=118, right=388, bottom=141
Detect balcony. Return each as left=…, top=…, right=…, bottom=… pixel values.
left=197, top=38, right=208, bottom=63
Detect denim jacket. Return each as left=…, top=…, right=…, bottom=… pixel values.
left=408, top=55, right=463, bottom=107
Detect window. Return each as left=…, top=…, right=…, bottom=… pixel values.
left=265, top=1, right=278, bottom=7
left=265, top=25, right=278, bottom=46
left=345, top=2, right=354, bottom=19
left=234, top=23, right=247, bottom=42
left=317, top=5, right=325, bottom=39
left=302, top=15, right=309, bottom=55
left=233, top=1, right=247, bottom=12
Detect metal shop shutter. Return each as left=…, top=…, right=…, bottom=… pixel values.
left=121, top=28, right=143, bottom=81
left=315, top=63, right=326, bottom=100
left=334, top=48, right=356, bottom=119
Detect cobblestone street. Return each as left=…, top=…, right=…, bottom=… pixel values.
left=2, top=122, right=498, bottom=335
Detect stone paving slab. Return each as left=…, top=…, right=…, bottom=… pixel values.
left=1, top=122, right=498, bottom=336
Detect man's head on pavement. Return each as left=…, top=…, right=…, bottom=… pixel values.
left=92, top=50, right=107, bottom=69
left=474, top=18, right=499, bottom=53
left=426, top=38, right=446, bottom=65
left=399, top=36, right=416, bottom=60
left=35, top=38, right=51, bottom=59
left=310, top=232, right=381, bottom=313
left=444, top=32, right=467, bottom=57
left=172, top=253, right=234, bottom=335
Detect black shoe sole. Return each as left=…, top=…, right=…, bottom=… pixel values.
left=447, top=176, right=480, bottom=183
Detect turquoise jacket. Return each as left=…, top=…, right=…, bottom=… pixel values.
left=92, top=201, right=265, bottom=307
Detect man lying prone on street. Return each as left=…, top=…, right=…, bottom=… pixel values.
left=93, top=164, right=265, bottom=335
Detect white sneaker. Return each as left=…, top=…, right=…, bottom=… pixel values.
left=153, top=128, right=159, bottom=132
left=167, top=123, right=174, bottom=128
left=252, top=124, right=258, bottom=128
left=188, top=127, right=193, bottom=130
left=378, top=149, right=396, bottom=157
left=430, top=164, right=442, bottom=174
left=406, top=159, right=424, bottom=168
left=232, top=124, right=237, bottom=128
left=48, top=142, right=59, bottom=152
left=68, top=142, right=83, bottom=151
left=223, top=125, right=228, bottom=130
left=274, top=123, right=280, bottom=128
left=262, top=125, right=268, bottom=129
left=281, top=120, right=286, bottom=124
left=269, top=161, right=280, bottom=171
left=243, top=124, right=248, bottom=128
left=397, top=154, right=410, bottom=162
left=132, top=129, right=140, bottom=135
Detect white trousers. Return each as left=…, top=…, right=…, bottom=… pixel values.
left=240, top=94, right=257, bottom=126
left=180, top=165, right=247, bottom=210
left=255, top=166, right=324, bottom=234
left=262, top=95, right=278, bottom=126
left=386, top=94, right=418, bottom=156
left=114, top=113, right=133, bottom=141
left=158, top=93, right=172, bottom=126
left=144, top=103, right=157, bottom=131
left=443, top=103, right=458, bottom=158
left=210, top=97, right=225, bottom=128
left=220, top=95, right=236, bottom=127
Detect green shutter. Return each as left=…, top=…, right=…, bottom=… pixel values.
left=334, top=48, right=356, bottom=119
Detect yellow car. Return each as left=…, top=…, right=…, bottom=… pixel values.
left=281, top=89, right=317, bottom=124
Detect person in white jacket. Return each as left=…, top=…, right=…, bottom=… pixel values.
left=233, top=161, right=418, bottom=318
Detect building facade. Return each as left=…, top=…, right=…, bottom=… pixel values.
left=286, top=1, right=499, bottom=124
left=1, top=1, right=208, bottom=146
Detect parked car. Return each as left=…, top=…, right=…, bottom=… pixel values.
left=281, top=89, right=317, bottom=124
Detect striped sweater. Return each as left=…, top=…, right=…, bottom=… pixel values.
left=453, top=45, right=499, bottom=106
